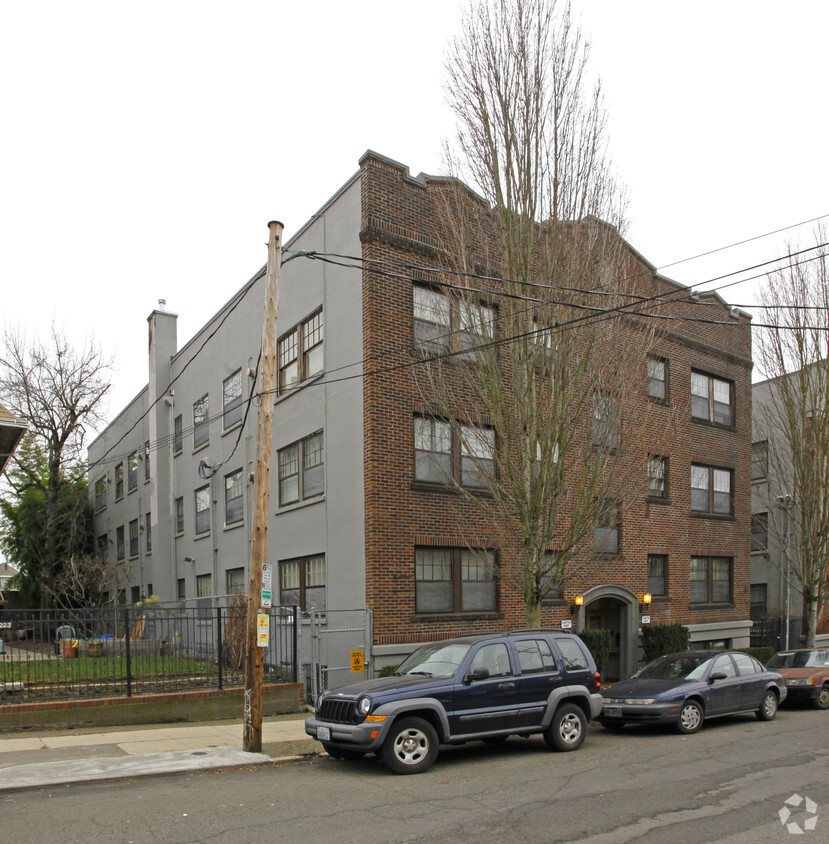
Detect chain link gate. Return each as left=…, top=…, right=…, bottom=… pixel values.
left=304, top=609, right=373, bottom=704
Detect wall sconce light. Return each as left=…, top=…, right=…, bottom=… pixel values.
left=640, top=593, right=652, bottom=613
left=570, top=595, right=584, bottom=615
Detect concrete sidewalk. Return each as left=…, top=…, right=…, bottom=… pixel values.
left=0, top=711, right=318, bottom=791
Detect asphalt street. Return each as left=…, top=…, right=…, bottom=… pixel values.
left=2, top=706, right=827, bottom=844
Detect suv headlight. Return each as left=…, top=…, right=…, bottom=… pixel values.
left=624, top=698, right=656, bottom=705
left=357, top=696, right=372, bottom=716
left=316, top=693, right=326, bottom=711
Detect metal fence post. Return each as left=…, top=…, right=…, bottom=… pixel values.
left=217, top=606, right=223, bottom=690
left=292, top=605, right=299, bottom=683
left=123, top=607, right=132, bottom=698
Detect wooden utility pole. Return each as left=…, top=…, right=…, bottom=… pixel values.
left=243, top=220, right=283, bottom=753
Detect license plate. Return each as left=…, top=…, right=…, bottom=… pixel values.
left=603, top=705, right=622, bottom=718
left=317, top=726, right=330, bottom=741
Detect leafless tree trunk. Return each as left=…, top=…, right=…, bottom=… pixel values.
left=755, top=233, right=829, bottom=647
left=426, top=0, right=664, bottom=626
left=0, top=325, right=111, bottom=605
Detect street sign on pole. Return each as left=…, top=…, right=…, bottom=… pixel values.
left=261, top=564, right=272, bottom=608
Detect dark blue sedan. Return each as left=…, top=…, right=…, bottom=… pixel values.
left=599, top=650, right=787, bottom=734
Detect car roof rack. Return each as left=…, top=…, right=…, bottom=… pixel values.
left=506, top=627, right=578, bottom=635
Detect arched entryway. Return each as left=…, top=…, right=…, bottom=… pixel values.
left=573, top=585, right=638, bottom=681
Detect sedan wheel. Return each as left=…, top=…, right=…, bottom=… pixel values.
left=676, top=700, right=704, bottom=734
left=814, top=685, right=829, bottom=710
left=757, top=691, right=778, bottom=721
left=544, top=703, right=586, bottom=752
left=381, top=717, right=439, bottom=774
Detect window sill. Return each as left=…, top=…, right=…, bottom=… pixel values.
left=413, top=612, right=502, bottom=623
left=690, top=512, right=735, bottom=522
left=223, top=520, right=245, bottom=532
left=194, top=532, right=211, bottom=541
left=410, top=481, right=493, bottom=497
left=174, top=449, right=183, bottom=458
left=647, top=496, right=671, bottom=506
left=689, top=602, right=735, bottom=609
left=221, top=421, right=243, bottom=438
left=192, top=442, right=210, bottom=455
left=274, top=370, right=324, bottom=404
left=690, top=417, right=736, bottom=433
left=648, top=396, right=671, bottom=407
left=128, top=488, right=137, bottom=496
left=276, top=494, right=325, bottom=514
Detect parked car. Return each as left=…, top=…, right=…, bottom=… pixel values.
left=599, top=650, right=786, bottom=734
left=767, top=648, right=829, bottom=710
left=305, top=629, right=603, bottom=774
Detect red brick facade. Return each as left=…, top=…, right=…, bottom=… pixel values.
left=359, top=152, right=752, bottom=653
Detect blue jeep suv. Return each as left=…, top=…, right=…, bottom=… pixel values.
left=305, top=629, right=603, bottom=774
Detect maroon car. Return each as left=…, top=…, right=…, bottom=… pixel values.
left=767, top=648, right=829, bottom=710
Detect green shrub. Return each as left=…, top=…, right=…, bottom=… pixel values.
left=641, top=623, right=691, bottom=663
left=737, top=646, right=775, bottom=665
left=378, top=664, right=399, bottom=677
left=578, top=629, right=612, bottom=673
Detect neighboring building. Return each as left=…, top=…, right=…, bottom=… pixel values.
left=751, top=372, right=829, bottom=643
left=88, top=151, right=754, bottom=678
left=0, top=561, right=19, bottom=591
left=0, top=401, right=27, bottom=477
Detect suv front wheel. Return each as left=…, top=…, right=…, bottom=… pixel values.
left=544, top=703, right=586, bottom=752
left=381, top=717, right=439, bottom=774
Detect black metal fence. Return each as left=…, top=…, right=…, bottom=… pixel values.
left=0, top=602, right=298, bottom=703
left=750, top=615, right=807, bottom=651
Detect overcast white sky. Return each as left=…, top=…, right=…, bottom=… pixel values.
left=3, top=0, right=828, bottom=425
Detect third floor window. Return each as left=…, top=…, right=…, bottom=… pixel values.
left=691, top=370, right=733, bottom=427
left=278, top=311, right=324, bottom=395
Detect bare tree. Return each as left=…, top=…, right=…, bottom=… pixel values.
left=426, top=0, right=664, bottom=626
left=0, top=325, right=111, bottom=605
left=755, top=234, right=829, bottom=646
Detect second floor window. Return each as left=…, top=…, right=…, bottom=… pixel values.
left=174, top=415, right=183, bottom=454
left=116, top=525, right=125, bottom=561
left=691, top=556, right=732, bottom=603
left=751, top=512, right=768, bottom=551
left=278, top=431, right=324, bottom=506
left=691, top=464, right=732, bottom=515
left=115, top=463, right=124, bottom=499
left=278, top=311, right=324, bottom=395
left=413, top=416, right=494, bottom=488
left=593, top=392, right=620, bottom=450
left=412, top=286, right=495, bottom=360
left=94, top=477, right=107, bottom=511
left=129, top=519, right=139, bottom=558
left=647, top=554, right=667, bottom=596
left=195, top=486, right=211, bottom=535
left=128, top=452, right=138, bottom=492
left=225, top=469, right=244, bottom=525
left=413, top=287, right=451, bottom=352
left=648, top=456, right=667, bottom=499
left=145, top=513, right=152, bottom=553
left=594, top=500, right=620, bottom=554
left=175, top=496, right=184, bottom=535
left=193, top=395, right=209, bottom=448
left=691, top=371, right=733, bottom=427
left=751, top=440, right=768, bottom=481
left=223, top=370, right=243, bottom=429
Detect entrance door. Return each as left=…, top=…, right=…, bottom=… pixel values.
left=585, top=597, right=624, bottom=682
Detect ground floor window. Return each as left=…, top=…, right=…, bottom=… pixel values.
left=415, top=547, right=497, bottom=614
left=226, top=567, right=245, bottom=596
left=280, top=555, right=325, bottom=611
left=196, top=573, right=212, bottom=598
left=647, top=554, right=667, bottom=596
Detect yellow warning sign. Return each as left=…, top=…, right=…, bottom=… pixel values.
left=350, top=650, right=365, bottom=673
left=257, top=612, right=269, bottom=647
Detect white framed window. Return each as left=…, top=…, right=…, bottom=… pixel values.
left=224, top=469, right=244, bottom=525
left=691, top=370, right=733, bottom=426
left=193, top=394, right=209, bottom=448
left=278, top=431, right=324, bottom=506
left=195, top=485, right=211, bottom=534
left=223, top=370, right=243, bottom=430
left=691, top=464, right=732, bottom=515
left=278, top=310, right=323, bottom=395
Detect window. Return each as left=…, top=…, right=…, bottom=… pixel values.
left=280, top=555, right=326, bottom=611
left=750, top=583, right=767, bottom=615
left=144, top=441, right=150, bottom=481
left=594, top=500, right=620, bottom=554
left=691, top=556, right=732, bottom=603
left=193, top=395, right=209, bottom=448
left=128, top=452, right=138, bottom=492
left=414, top=547, right=497, bottom=614
left=97, top=533, right=108, bottom=557
left=459, top=300, right=495, bottom=358
left=515, top=639, right=557, bottom=674
left=174, top=415, right=183, bottom=454
left=226, top=567, right=245, bottom=596
left=556, top=638, right=589, bottom=670
left=414, top=417, right=451, bottom=482
left=593, top=392, right=620, bottom=450
left=116, top=525, right=125, bottom=561
left=751, top=441, right=768, bottom=481
left=115, top=463, right=124, bottom=499
left=177, top=578, right=186, bottom=600
left=195, top=485, right=211, bottom=535
left=223, top=370, right=243, bottom=430
left=460, top=425, right=495, bottom=488
left=175, top=496, right=184, bottom=535
left=691, top=464, right=733, bottom=515
left=691, top=370, right=733, bottom=426
left=278, top=431, right=324, bottom=506
left=224, top=469, right=244, bottom=525
left=196, top=573, right=212, bottom=598
left=648, top=357, right=668, bottom=401
left=751, top=512, right=768, bottom=552
left=129, top=519, right=139, bottom=558
left=648, top=456, right=667, bottom=499
left=413, top=287, right=450, bottom=352
left=647, top=554, right=667, bottom=596
left=278, top=310, right=324, bottom=395
left=145, top=513, right=152, bottom=553
left=711, top=653, right=737, bottom=678
left=94, top=477, right=107, bottom=511
left=413, top=417, right=494, bottom=488
left=131, top=586, right=141, bottom=604
left=469, top=643, right=511, bottom=678
left=540, top=551, right=563, bottom=601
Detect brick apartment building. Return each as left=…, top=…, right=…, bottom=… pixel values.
left=88, top=151, right=753, bottom=679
